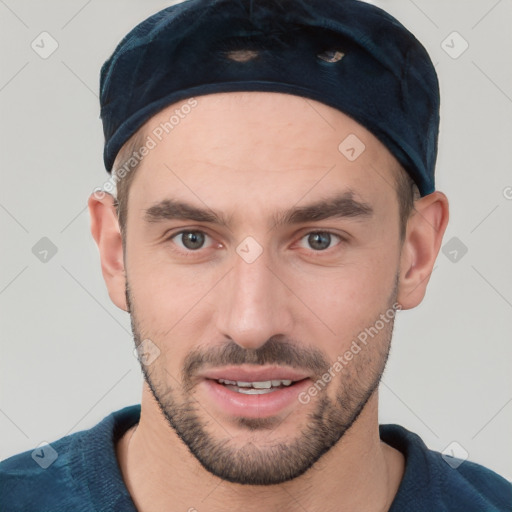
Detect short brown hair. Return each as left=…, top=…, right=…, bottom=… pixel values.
left=112, top=130, right=147, bottom=239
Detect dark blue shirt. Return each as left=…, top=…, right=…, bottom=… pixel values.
left=1, top=405, right=511, bottom=511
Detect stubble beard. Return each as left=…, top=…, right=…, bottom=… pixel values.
left=126, top=280, right=398, bottom=485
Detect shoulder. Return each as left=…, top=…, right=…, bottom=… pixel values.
left=0, top=405, right=140, bottom=512
left=1, top=430, right=90, bottom=511
left=454, top=458, right=512, bottom=509
left=381, top=424, right=512, bottom=512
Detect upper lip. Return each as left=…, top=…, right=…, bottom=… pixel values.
left=199, top=365, right=310, bottom=383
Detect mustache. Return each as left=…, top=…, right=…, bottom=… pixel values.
left=182, top=336, right=330, bottom=381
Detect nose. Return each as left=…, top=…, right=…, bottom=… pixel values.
left=215, top=245, right=293, bottom=351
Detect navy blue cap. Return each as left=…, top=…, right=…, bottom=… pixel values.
left=100, top=0, right=440, bottom=196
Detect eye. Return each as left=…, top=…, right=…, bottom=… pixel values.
left=297, top=232, right=343, bottom=251
left=171, top=230, right=212, bottom=251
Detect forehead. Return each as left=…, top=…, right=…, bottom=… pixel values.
left=127, top=91, right=400, bottom=215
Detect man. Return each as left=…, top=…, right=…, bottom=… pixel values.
left=1, top=0, right=511, bottom=510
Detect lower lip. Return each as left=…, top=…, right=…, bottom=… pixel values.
left=201, top=379, right=311, bottom=418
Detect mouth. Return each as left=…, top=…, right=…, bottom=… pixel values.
left=215, top=378, right=297, bottom=394
left=198, top=366, right=312, bottom=419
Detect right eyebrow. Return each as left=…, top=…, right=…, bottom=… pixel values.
left=144, top=199, right=231, bottom=227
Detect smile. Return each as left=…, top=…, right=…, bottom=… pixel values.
left=216, top=378, right=294, bottom=394
left=200, top=369, right=312, bottom=418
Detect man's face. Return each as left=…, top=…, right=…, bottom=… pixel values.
left=123, top=92, right=404, bottom=485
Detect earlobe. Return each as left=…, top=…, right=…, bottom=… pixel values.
left=88, top=192, right=128, bottom=311
left=397, top=191, right=449, bottom=310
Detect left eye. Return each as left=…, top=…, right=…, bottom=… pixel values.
left=297, top=232, right=342, bottom=251
left=171, top=231, right=213, bottom=251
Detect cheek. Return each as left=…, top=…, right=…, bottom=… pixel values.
left=127, top=269, right=211, bottom=379
left=126, top=248, right=219, bottom=343
left=288, top=245, right=399, bottom=352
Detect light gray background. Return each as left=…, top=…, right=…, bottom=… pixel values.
left=1, top=0, right=511, bottom=482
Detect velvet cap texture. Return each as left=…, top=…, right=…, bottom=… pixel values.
left=100, top=0, right=440, bottom=195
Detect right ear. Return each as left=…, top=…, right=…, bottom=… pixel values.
left=88, top=191, right=128, bottom=311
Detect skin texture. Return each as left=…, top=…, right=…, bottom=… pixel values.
left=89, top=91, right=449, bottom=512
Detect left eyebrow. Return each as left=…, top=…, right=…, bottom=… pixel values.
left=271, top=190, right=374, bottom=227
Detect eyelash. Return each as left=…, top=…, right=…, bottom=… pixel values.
left=166, top=229, right=346, bottom=257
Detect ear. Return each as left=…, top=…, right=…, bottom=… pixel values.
left=88, top=191, right=128, bottom=311
left=397, top=191, right=449, bottom=309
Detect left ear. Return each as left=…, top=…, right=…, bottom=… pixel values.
left=397, top=191, right=449, bottom=309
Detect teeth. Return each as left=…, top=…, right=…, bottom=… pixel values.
left=217, top=379, right=294, bottom=388
left=252, top=381, right=272, bottom=389
left=218, top=379, right=237, bottom=386
left=230, top=387, right=275, bottom=395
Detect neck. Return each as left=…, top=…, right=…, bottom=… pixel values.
left=117, top=386, right=404, bottom=512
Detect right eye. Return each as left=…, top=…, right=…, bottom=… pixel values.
left=170, top=230, right=213, bottom=251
